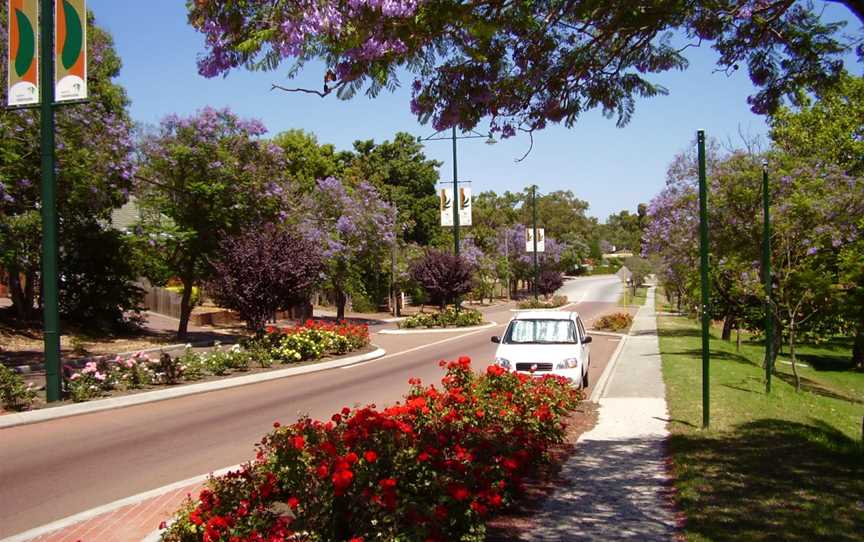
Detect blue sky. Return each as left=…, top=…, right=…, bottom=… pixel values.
left=88, top=1, right=859, bottom=221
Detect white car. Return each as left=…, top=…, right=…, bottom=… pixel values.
left=491, top=310, right=592, bottom=388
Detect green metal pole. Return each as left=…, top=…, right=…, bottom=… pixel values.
left=762, top=161, right=773, bottom=393
left=697, top=130, right=710, bottom=429
left=452, top=126, right=461, bottom=311
left=532, top=185, right=539, bottom=301
left=452, top=126, right=459, bottom=257
left=40, top=0, right=61, bottom=402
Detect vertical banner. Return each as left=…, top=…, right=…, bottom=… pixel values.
left=54, top=0, right=86, bottom=102
left=458, top=186, right=472, bottom=226
left=525, top=227, right=545, bottom=252
left=439, top=188, right=453, bottom=227
left=6, top=0, right=39, bottom=106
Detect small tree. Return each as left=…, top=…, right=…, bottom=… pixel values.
left=537, top=269, right=564, bottom=299
left=410, top=250, right=473, bottom=309
left=207, top=226, right=323, bottom=333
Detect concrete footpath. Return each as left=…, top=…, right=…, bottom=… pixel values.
left=520, top=286, right=678, bottom=541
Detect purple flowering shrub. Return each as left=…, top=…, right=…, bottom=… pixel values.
left=409, top=250, right=474, bottom=309
left=207, top=226, right=324, bottom=333
left=537, top=269, right=564, bottom=298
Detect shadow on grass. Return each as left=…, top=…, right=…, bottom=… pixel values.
left=670, top=419, right=864, bottom=542
left=656, top=327, right=702, bottom=339
left=773, top=372, right=863, bottom=405
left=797, top=351, right=857, bottom=372
left=665, top=349, right=755, bottom=366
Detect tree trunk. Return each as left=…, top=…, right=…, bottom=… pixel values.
left=335, top=290, right=347, bottom=321
left=736, top=325, right=741, bottom=352
left=763, top=321, right=783, bottom=373
left=853, top=318, right=864, bottom=370
left=177, top=273, right=195, bottom=340
left=8, top=268, right=30, bottom=320
left=721, top=315, right=735, bottom=341
left=789, top=323, right=800, bottom=391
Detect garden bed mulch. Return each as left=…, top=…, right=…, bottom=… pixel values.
left=485, top=401, right=599, bottom=541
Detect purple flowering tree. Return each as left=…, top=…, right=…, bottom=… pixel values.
left=303, top=178, right=395, bottom=320
left=207, top=225, right=323, bottom=333
left=1, top=10, right=137, bottom=323
left=137, top=107, right=290, bottom=338
left=187, top=2, right=860, bottom=141
left=409, top=249, right=474, bottom=309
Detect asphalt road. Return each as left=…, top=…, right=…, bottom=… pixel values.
left=0, top=276, right=622, bottom=537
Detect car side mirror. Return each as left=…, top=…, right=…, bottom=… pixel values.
left=583, top=335, right=593, bottom=344
left=491, top=336, right=501, bottom=344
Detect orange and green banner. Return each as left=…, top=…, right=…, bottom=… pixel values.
left=6, top=0, right=39, bottom=107
left=54, top=0, right=85, bottom=101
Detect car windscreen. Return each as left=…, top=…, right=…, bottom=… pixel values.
left=504, top=319, right=577, bottom=344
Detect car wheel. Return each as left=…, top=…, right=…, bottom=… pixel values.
left=582, top=370, right=589, bottom=389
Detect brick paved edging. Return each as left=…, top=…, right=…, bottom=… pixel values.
left=0, top=464, right=242, bottom=542
left=0, top=347, right=386, bottom=429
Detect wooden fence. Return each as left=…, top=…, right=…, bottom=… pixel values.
left=138, top=281, right=183, bottom=319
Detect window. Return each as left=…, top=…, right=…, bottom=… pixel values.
left=576, top=318, right=587, bottom=342
left=505, top=319, right=578, bottom=344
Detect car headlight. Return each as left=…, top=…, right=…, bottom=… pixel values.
left=557, top=358, right=579, bottom=370
left=495, top=357, right=511, bottom=369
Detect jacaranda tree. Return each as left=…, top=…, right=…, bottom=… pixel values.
left=303, top=177, right=396, bottom=320
left=137, top=107, right=290, bottom=338
left=207, top=225, right=324, bottom=333
left=187, top=1, right=861, bottom=138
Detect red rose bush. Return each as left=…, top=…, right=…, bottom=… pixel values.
left=161, top=357, right=582, bottom=541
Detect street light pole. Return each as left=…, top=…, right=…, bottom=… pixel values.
left=532, top=185, right=539, bottom=301
left=762, top=160, right=773, bottom=393
left=452, top=126, right=459, bottom=259
left=40, top=0, right=62, bottom=402
left=697, top=130, right=711, bottom=429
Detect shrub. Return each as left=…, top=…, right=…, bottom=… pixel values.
left=594, top=312, right=634, bottom=331
left=67, top=361, right=113, bottom=402
left=399, top=308, right=483, bottom=329
left=410, top=249, right=474, bottom=308
left=517, top=295, right=569, bottom=310
left=207, top=225, right=324, bottom=333
left=0, top=365, right=37, bottom=411
left=160, top=357, right=582, bottom=541
left=538, top=269, right=564, bottom=297
left=155, top=352, right=184, bottom=385
left=110, top=352, right=156, bottom=390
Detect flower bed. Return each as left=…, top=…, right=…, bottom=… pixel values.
left=593, top=312, right=634, bottom=332
left=160, top=357, right=582, bottom=541
left=516, top=295, right=569, bottom=310
left=398, top=308, right=484, bottom=329
left=50, top=321, right=371, bottom=405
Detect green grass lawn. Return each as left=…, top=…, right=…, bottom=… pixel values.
left=659, top=314, right=864, bottom=542
left=619, top=285, right=647, bottom=307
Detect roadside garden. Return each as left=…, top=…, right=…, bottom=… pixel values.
left=159, top=357, right=583, bottom=542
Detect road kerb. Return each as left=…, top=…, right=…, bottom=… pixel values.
left=378, top=321, right=497, bottom=335
left=0, top=348, right=386, bottom=429
left=589, top=334, right=628, bottom=403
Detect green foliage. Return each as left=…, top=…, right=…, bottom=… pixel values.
left=272, top=129, right=347, bottom=192
left=770, top=74, right=864, bottom=176
left=0, top=365, right=36, bottom=411
left=594, top=312, right=634, bottom=332
left=400, top=308, right=483, bottom=329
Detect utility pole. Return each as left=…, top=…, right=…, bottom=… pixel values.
left=762, top=160, right=773, bottom=393
left=40, top=0, right=61, bottom=402
left=697, top=130, right=710, bottom=429
left=532, top=185, right=539, bottom=301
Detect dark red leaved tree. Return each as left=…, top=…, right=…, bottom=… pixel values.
left=410, top=249, right=474, bottom=309
left=207, top=225, right=323, bottom=333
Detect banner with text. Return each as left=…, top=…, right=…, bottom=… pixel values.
left=55, top=0, right=86, bottom=102
left=458, top=186, right=472, bottom=226
left=6, top=0, right=39, bottom=107
left=440, top=188, right=453, bottom=227
left=525, top=227, right=545, bottom=252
